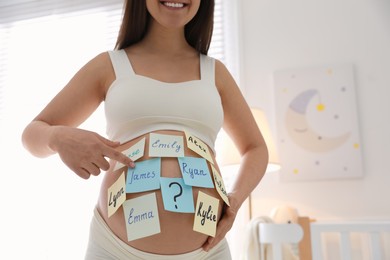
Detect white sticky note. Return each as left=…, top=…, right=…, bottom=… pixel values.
left=107, top=171, right=126, bottom=218
left=123, top=193, right=161, bottom=241
left=193, top=191, right=219, bottom=237
left=114, top=137, right=146, bottom=171
left=185, top=131, right=214, bottom=164
left=149, top=133, right=184, bottom=157
left=211, top=166, right=230, bottom=206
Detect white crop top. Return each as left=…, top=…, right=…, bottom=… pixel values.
left=104, top=50, right=224, bottom=151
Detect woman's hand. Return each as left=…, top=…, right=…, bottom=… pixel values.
left=50, top=126, right=134, bottom=179
left=202, top=195, right=239, bottom=252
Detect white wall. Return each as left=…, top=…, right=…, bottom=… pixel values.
left=238, top=0, right=390, bottom=221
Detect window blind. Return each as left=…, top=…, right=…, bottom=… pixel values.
left=0, top=0, right=225, bottom=123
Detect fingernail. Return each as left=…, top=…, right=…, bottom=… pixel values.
left=129, top=162, right=136, bottom=168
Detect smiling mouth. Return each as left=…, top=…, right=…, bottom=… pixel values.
left=160, top=1, right=187, bottom=8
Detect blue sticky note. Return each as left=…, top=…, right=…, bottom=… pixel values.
left=178, top=157, right=214, bottom=188
left=160, top=178, right=194, bottom=213
left=126, top=158, right=161, bottom=193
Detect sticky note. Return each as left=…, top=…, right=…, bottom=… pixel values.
left=123, top=193, right=160, bottom=241
left=185, top=131, right=214, bottom=164
left=193, top=191, right=219, bottom=237
left=160, top=177, right=194, bottom=213
left=178, top=157, right=214, bottom=188
left=114, top=137, right=146, bottom=171
left=211, top=166, right=230, bottom=206
left=126, top=158, right=161, bottom=193
left=149, top=133, right=184, bottom=157
left=107, top=171, right=127, bottom=218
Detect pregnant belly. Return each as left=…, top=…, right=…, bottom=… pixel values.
left=97, top=130, right=225, bottom=255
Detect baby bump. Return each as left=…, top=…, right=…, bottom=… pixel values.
left=97, top=130, right=228, bottom=254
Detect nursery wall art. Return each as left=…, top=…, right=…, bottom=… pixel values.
left=273, top=64, right=363, bottom=181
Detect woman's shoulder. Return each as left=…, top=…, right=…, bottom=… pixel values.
left=213, top=58, right=236, bottom=92
left=213, top=58, right=227, bottom=72
left=75, top=51, right=116, bottom=95
left=86, top=51, right=113, bottom=70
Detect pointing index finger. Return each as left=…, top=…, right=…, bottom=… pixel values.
left=105, top=148, right=136, bottom=169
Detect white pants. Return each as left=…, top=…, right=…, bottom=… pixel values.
left=85, top=207, right=232, bottom=260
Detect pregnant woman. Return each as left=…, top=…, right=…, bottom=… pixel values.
left=22, top=1, right=268, bottom=259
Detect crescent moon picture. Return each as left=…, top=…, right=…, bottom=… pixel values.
left=286, top=89, right=351, bottom=153
left=274, top=64, right=363, bottom=181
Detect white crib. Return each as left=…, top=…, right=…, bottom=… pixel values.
left=310, top=221, right=390, bottom=260
left=258, top=218, right=390, bottom=260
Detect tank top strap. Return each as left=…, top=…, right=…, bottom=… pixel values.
left=108, top=49, right=134, bottom=79
left=200, top=54, right=215, bottom=83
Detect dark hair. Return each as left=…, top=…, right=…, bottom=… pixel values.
left=115, top=0, right=215, bottom=55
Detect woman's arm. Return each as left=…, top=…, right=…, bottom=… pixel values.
left=22, top=52, right=134, bottom=179
left=203, top=60, right=269, bottom=251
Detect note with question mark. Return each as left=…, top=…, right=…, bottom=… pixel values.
left=160, top=177, right=194, bottom=213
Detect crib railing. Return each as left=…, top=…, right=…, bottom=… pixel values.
left=257, top=218, right=390, bottom=260
left=309, top=221, right=390, bottom=260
